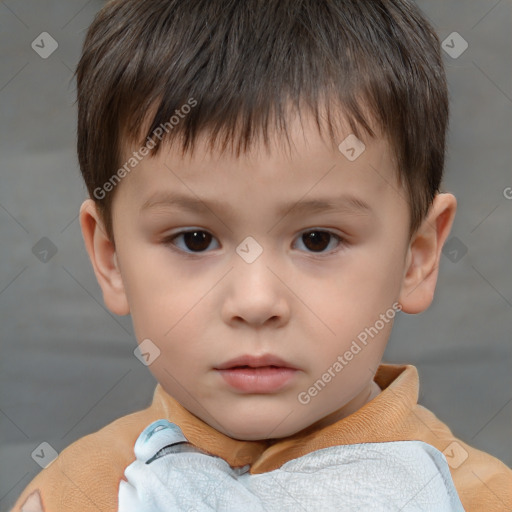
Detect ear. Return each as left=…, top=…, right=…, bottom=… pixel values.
left=398, top=193, right=457, bottom=314
left=79, top=199, right=130, bottom=316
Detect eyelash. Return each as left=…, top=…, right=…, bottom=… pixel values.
left=162, top=229, right=347, bottom=257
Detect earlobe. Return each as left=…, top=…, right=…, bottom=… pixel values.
left=398, top=193, right=457, bottom=314
left=79, top=199, right=130, bottom=316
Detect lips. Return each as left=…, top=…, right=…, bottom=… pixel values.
left=215, top=354, right=297, bottom=371
left=214, top=354, right=299, bottom=393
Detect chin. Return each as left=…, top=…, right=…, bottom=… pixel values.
left=218, top=417, right=302, bottom=441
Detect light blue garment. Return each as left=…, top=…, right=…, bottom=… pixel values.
left=118, top=419, right=465, bottom=512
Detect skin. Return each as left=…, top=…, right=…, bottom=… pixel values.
left=20, top=490, right=44, bottom=511
left=80, top=110, right=456, bottom=441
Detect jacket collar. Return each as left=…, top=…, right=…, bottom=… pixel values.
left=151, top=363, right=418, bottom=474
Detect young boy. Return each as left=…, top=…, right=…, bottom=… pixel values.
left=11, top=0, right=512, bottom=510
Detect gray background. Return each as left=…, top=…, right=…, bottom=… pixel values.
left=0, top=0, right=511, bottom=510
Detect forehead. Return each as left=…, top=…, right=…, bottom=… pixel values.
left=115, top=108, right=401, bottom=219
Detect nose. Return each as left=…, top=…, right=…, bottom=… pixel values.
left=221, top=249, right=290, bottom=328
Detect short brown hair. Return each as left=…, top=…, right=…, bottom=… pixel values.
left=76, top=0, right=448, bottom=243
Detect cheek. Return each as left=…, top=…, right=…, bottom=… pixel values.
left=117, top=242, right=188, bottom=313
left=296, top=247, right=402, bottom=362
left=123, top=257, right=213, bottom=360
left=308, top=252, right=402, bottom=319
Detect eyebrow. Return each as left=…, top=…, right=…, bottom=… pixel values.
left=140, top=191, right=373, bottom=217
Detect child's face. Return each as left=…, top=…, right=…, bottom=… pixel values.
left=97, top=114, right=414, bottom=440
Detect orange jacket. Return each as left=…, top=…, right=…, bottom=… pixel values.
left=11, top=364, right=512, bottom=511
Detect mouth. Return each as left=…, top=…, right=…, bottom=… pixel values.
left=214, top=354, right=299, bottom=393
left=214, top=354, right=297, bottom=371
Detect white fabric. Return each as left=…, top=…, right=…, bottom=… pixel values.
left=118, top=419, right=465, bottom=512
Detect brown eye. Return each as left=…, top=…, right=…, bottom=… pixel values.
left=296, top=230, right=343, bottom=254
left=303, top=231, right=330, bottom=252
left=166, top=230, right=218, bottom=253
left=182, top=231, right=212, bottom=251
